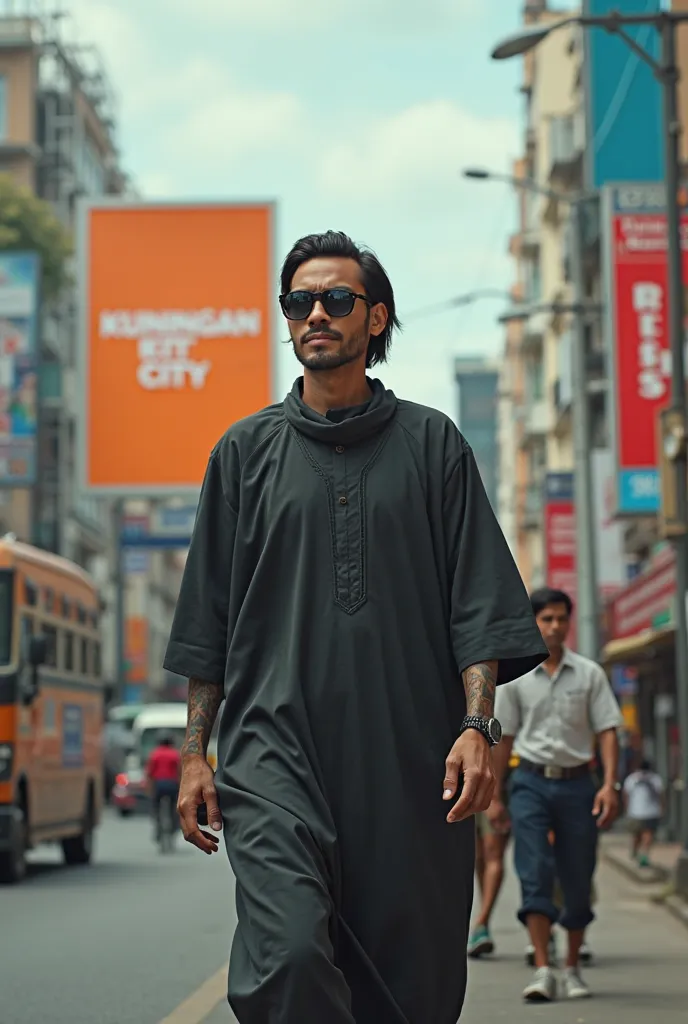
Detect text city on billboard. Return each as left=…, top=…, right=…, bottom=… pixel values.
left=601, top=182, right=688, bottom=515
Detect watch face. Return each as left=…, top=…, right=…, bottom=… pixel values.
left=488, top=718, right=502, bottom=744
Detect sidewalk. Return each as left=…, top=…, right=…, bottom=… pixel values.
left=462, top=854, right=688, bottom=1023
left=601, top=831, right=681, bottom=883
left=202, top=853, right=688, bottom=1022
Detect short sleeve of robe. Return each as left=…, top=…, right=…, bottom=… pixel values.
left=444, top=436, right=547, bottom=685
left=163, top=448, right=237, bottom=686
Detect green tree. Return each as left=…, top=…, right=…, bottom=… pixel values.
left=0, top=173, right=72, bottom=302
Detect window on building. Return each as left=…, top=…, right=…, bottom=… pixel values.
left=0, top=77, right=7, bottom=140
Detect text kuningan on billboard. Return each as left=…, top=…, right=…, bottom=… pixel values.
left=98, top=307, right=262, bottom=391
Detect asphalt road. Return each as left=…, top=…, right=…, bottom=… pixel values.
left=0, top=809, right=237, bottom=1024
left=2, top=811, right=687, bottom=1023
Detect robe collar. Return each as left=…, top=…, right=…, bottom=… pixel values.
left=284, top=377, right=398, bottom=444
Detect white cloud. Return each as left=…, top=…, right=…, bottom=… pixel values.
left=317, top=99, right=518, bottom=203
left=169, top=0, right=481, bottom=29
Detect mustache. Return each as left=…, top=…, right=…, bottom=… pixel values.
left=301, top=328, right=343, bottom=343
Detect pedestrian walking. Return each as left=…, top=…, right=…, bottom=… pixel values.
left=488, top=587, right=622, bottom=1003
left=468, top=764, right=513, bottom=958
left=623, top=759, right=665, bottom=867
left=163, top=230, right=547, bottom=1023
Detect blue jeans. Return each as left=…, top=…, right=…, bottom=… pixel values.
left=510, top=767, right=598, bottom=931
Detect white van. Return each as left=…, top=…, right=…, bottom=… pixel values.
left=131, top=703, right=219, bottom=770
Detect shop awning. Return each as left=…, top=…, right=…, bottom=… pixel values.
left=602, top=625, right=675, bottom=666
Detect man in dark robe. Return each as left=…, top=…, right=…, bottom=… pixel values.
left=164, top=230, right=547, bottom=1024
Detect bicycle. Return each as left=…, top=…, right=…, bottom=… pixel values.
left=156, top=792, right=178, bottom=854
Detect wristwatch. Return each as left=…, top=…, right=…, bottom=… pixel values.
left=460, top=715, right=502, bottom=747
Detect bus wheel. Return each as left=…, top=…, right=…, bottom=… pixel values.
left=0, top=801, right=28, bottom=885
left=62, top=793, right=95, bottom=866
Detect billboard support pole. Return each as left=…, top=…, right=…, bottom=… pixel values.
left=570, top=196, right=599, bottom=662
left=659, top=14, right=688, bottom=892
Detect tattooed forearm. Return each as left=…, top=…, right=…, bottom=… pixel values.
left=462, top=661, right=498, bottom=718
left=182, top=678, right=223, bottom=760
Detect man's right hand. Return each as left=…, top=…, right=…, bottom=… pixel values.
left=178, top=755, right=223, bottom=854
left=485, top=797, right=510, bottom=834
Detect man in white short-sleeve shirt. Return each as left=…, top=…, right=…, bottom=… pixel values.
left=623, top=760, right=665, bottom=867
left=488, top=587, right=622, bottom=1004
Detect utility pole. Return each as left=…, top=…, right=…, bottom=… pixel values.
left=659, top=14, right=688, bottom=889
left=569, top=196, right=599, bottom=661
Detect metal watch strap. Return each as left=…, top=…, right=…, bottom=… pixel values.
left=460, top=715, right=495, bottom=746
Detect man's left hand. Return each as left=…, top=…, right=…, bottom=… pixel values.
left=593, top=783, right=619, bottom=829
left=443, top=730, right=495, bottom=823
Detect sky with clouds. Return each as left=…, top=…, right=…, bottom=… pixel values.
left=64, top=0, right=534, bottom=420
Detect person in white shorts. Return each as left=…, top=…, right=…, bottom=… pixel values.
left=623, top=760, right=664, bottom=868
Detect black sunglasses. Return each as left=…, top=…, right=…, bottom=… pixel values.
left=279, top=288, right=371, bottom=321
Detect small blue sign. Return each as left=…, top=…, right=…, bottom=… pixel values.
left=62, top=704, right=84, bottom=768
left=544, top=472, right=574, bottom=504
left=611, top=665, right=638, bottom=697
left=617, top=468, right=659, bottom=514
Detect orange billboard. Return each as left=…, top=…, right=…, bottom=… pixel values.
left=125, top=616, right=148, bottom=684
left=78, top=201, right=273, bottom=495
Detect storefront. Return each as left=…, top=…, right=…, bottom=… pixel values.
left=602, top=546, right=683, bottom=838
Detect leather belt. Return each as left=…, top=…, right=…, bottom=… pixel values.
left=518, top=758, right=591, bottom=781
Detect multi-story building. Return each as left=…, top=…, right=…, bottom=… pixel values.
left=0, top=7, right=129, bottom=559
left=499, top=2, right=609, bottom=592
left=0, top=7, right=182, bottom=700
left=455, top=357, right=500, bottom=514
left=500, top=1, right=688, bottom=839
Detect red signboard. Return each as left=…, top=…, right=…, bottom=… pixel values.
left=544, top=473, right=577, bottom=651
left=612, top=212, right=675, bottom=468
left=608, top=546, right=676, bottom=641
left=603, top=183, right=688, bottom=514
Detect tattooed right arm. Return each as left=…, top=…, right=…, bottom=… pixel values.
left=182, top=678, right=223, bottom=761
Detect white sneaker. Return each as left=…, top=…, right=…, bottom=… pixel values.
left=525, top=935, right=557, bottom=966
left=523, top=966, right=557, bottom=1002
left=561, top=967, right=591, bottom=999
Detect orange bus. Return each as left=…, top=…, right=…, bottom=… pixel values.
left=0, top=536, right=104, bottom=883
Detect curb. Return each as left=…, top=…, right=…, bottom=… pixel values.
left=602, top=845, right=688, bottom=932
left=601, top=846, right=668, bottom=885
left=664, top=894, right=688, bottom=929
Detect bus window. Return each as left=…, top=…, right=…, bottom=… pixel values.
left=0, top=570, right=11, bottom=665
left=64, top=631, right=74, bottom=672
left=43, top=625, right=57, bottom=668
left=25, top=580, right=38, bottom=606
left=20, top=614, right=33, bottom=656
left=80, top=637, right=88, bottom=675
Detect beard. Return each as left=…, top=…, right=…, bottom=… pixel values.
left=292, top=317, right=369, bottom=372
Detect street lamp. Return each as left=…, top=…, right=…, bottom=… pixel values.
left=463, top=167, right=601, bottom=665
left=491, top=7, right=688, bottom=895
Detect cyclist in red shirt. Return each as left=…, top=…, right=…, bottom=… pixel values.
left=146, top=733, right=182, bottom=836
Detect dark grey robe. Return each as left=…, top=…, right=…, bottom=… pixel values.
left=164, top=378, right=547, bottom=1024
